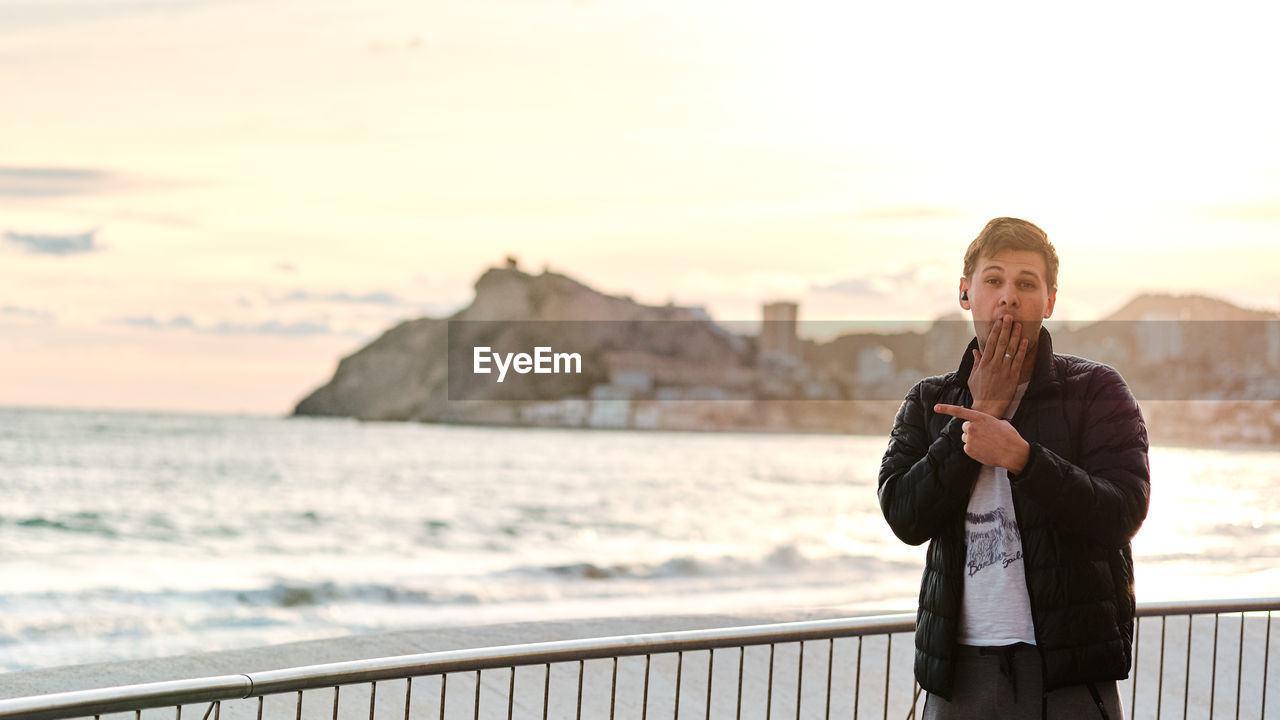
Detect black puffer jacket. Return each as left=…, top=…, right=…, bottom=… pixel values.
left=878, top=328, right=1150, bottom=699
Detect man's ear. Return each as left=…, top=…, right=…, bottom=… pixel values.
left=958, top=278, right=971, bottom=310
left=1045, top=287, right=1057, bottom=318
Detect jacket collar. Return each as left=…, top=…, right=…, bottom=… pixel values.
left=956, top=326, right=1060, bottom=396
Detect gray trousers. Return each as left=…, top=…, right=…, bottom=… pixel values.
left=922, top=644, right=1125, bottom=720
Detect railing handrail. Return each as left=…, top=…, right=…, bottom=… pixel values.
left=248, top=612, right=916, bottom=695
left=1133, top=596, right=1280, bottom=617
left=0, top=613, right=915, bottom=720
left=0, top=675, right=254, bottom=720
left=2, top=598, right=1278, bottom=720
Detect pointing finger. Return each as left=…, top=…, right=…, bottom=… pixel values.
left=934, top=404, right=983, bottom=421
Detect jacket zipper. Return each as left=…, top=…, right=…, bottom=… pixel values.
left=1008, top=387, right=1053, bottom=717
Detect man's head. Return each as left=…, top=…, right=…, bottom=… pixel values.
left=962, top=217, right=1059, bottom=292
left=958, top=217, right=1058, bottom=351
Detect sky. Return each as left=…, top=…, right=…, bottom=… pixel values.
left=3, top=0, right=1279, bottom=414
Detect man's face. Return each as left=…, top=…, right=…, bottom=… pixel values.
left=959, top=249, right=1057, bottom=350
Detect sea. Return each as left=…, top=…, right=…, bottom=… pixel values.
left=1, top=407, right=1277, bottom=672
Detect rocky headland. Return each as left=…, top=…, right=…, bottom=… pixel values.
left=294, top=264, right=1280, bottom=447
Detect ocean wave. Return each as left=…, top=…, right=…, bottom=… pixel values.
left=5, top=512, right=118, bottom=538
left=504, top=545, right=913, bottom=583
left=0, top=511, right=216, bottom=543
left=0, top=549, right=912, bottom=615
left=1201, top=521, right=1273, bottom=538
left=239, top=582, right=442, bottom=608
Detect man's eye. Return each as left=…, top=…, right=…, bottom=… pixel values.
left=985, top=278, right=1000, bottom=285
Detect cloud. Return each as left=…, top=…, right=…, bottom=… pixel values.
left=110, top=314, right=362, bottom=338
left=812, top=277, right=888, bottom=299
left=270, top=288, right=465, bottom=318
left=212, top=319, right=344, bottom=337
left=4, top=228, right=103, bottom=256
left=274, top=262, right=298, bottom=274
left=114, top=314, right=196, bottom=330
left=274, top=289, right=413, bottom=307
left=2, top=305, right=55, bottom=321
left=810, top=267, right=921, bottom=299
left=0, top=167, right=120, bottom=198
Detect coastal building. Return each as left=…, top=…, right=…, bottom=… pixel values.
left=923, top=312, right=970, bottom=374
left=1268, top=319, right=1280, bottom=367
left=760, top=301, right=801, bottom=365
left=1135, top=312, right=1183, bottom=363
left=858, top=346, right=896, bottom=386
left=587, top=399, right=630, bottom=428
left=520, top=399, right=590, bottom=427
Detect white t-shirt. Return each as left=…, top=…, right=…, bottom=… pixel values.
left=958, top=382, right=1037, bottom=647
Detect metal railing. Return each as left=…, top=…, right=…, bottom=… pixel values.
left=1128, top=598, right=1280, bottom=720
left=1, top=598, right=1277, bottom=720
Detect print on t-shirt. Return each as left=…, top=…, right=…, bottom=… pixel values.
left=965, top=506, right=1023, bottom=577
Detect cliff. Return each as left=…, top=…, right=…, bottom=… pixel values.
left=293, top=265, right=756, bottom=423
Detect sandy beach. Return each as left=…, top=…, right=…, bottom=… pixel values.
left=3, top=609, right=1277, bottom=719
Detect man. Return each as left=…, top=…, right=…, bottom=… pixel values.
left=878, top=217, right=1150, bottom=719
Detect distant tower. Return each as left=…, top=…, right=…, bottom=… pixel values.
left=761, top=301, right=801, bottom=362
left=1268, top=318, right=1280, bottom=367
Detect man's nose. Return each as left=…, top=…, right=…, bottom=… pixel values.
left=999, top=288, right=1019, bottom=306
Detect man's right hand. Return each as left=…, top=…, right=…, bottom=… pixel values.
left=966, top=314, right=1028, bottom=418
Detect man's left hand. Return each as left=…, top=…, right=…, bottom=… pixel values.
left=934, top=404, right=1031, bottom=472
